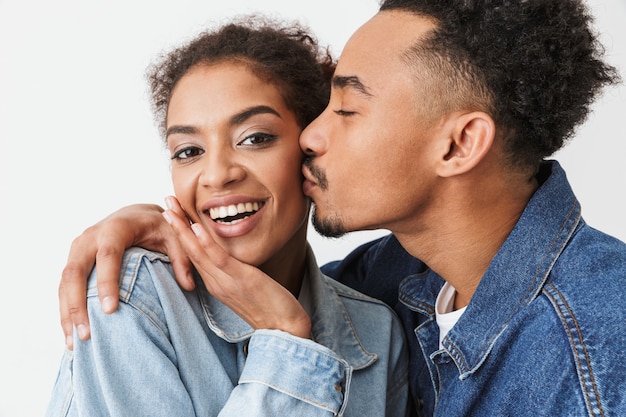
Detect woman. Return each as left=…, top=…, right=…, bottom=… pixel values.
left=46, top=16, right=409, bottom=417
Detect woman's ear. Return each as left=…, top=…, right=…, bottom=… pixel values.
left=437, top=111, right=495, bottom=177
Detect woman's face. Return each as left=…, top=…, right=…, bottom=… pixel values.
left=166, top=62, right=309, bottom=268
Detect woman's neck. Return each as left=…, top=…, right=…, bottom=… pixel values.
left=260, top=225, right=309, bottom=298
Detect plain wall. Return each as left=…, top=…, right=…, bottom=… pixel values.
left=0, top=1, right=624, bottom=415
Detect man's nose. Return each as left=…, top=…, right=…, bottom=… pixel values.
left=300, top=112, right=328, bottom=157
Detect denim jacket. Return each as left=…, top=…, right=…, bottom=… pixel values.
left=323, top=161, right=626, bottom=416
left=46, top=245, right=410, bottom=417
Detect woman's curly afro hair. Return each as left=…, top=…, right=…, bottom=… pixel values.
left=147, top=15, right=335, bottom=141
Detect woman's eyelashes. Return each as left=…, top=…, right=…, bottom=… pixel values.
left=171, top=146, right=204, bottom=161
left=170, top=132, right=277, bottom=161
left=237, top=132, right=278, bottom=147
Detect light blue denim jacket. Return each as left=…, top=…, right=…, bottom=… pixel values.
left=323, top=161, right=626, bottom=416
left=46, top=245, right=410, bottom=417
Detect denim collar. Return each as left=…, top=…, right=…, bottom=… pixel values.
left=198, top=244, right=377, bottom=370
left=399, top=160, right=582, bottom=378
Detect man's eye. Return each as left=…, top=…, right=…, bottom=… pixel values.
left=333, top=109, right=356, bottom=116
left=172, top=147, right=204, bottom=160
left=238, top=133, right=277, bottom=146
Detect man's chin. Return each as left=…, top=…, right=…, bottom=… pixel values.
left=311, top=209, right=347, bottom=238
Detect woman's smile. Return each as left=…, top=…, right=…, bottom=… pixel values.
left=200, top=197, right=268, bottom=239
left=208, top=201, right=264, bottom=224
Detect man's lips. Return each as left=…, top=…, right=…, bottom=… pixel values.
left=302, top=159, right=328, bottom=190
left=301, top=166, right=317, bottom=185
left=302, top=167, right=318, bottom=196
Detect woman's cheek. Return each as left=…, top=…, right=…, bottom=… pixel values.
left=171, top=168, right=200, bottom=222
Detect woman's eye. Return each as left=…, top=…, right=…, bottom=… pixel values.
left=238, top=133, right=277, bottom=146
left=172, top=147, right=204, bottom=160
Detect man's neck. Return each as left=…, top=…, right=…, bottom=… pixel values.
left=396, top=171, right=538, bottom=309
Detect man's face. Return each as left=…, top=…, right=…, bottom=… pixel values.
left=301, top=11, right=445, bottom=238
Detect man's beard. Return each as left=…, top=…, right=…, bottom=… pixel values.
left=311, top=204, right=347, bottom=238
left=304, top=157, right=347, bottom=238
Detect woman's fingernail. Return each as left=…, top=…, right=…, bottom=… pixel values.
left=164, top=197, right=173, bottom=210
left=191, top=223, right=202, bottom=236
left=102, top=296, right=115, bottom=313
left=162, top=211, right=172, bottom=224
left=77, top=324, right=89, bottom=340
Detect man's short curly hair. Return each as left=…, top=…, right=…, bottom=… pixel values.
left=147, top=15, right=335, bottom=140
left=380, top=0, right=621, bottom=168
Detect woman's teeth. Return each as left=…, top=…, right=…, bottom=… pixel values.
left=209, top=202, right=261, bottom=224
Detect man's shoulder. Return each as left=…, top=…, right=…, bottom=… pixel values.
left=529, top=223, right=626, bottom=395
left=533, top=222, right=626, bottom=338
left=549, top=222, right=626, bottom=296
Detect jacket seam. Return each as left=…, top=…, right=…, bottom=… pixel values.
left=543, top=282, right=605, bottom=417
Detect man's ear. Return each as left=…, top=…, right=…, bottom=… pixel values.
left=437, top=111, right=495, bottom=177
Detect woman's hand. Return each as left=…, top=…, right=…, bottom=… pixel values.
left=163, top=196, right=312, bottom=339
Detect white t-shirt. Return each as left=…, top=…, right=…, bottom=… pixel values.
left=435, top=281, right=467, bottom=349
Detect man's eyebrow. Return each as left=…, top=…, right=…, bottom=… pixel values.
left=332, top=75, right=373, bottom=98
left=165, top=105, right=282, bottom=137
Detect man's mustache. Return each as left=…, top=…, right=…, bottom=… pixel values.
left=303, top=157, right=328, bottom=190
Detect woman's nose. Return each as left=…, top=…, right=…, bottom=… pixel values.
left=199, top=147, right=246, bottom=188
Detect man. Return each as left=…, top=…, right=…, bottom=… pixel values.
left=59, top=1, right=625, bottom=415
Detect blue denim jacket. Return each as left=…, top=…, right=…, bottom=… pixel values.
left=46, top=245, right=410, bottom=417
left=323, top=161, right=626, bottom=416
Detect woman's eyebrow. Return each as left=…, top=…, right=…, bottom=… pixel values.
left=166, top=125, right=197, bottom=137
left=165, top=105, right=282, bottom=138
left=229, top=105, right=282, bottom=126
